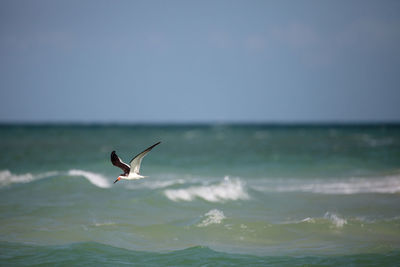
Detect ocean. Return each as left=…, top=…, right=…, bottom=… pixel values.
left=1, top=124, right=400, bottom=266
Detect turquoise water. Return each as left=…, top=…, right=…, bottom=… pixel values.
left=1, top=124, right=400, bottom=266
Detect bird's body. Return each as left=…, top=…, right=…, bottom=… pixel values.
left=111, top=142, right=161, bottom=183
left=124, top=172, right=146, bottom=180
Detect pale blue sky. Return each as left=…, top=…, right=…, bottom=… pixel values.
left=1, top=0, right=399, bottom=123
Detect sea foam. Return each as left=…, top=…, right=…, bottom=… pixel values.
left=0, top=170, right=58, bottom=187
left=324, top=212, right=347, bottom=228
left=164, top=176, right=249, bottom=202
left=197, top=209, right=226, bottom=227
left=0, top=169, right=111, bottom=189
left=299, top=212, right=347, bottom=228
left=252, top=174, right=400, bottom=195
left=0, top=170, right=35, bottom=187
left=68, top=169, right=111, bottom=188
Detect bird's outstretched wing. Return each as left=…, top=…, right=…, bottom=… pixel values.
left=129, top=142, right=161, bottom=175
left=111, top=151, right=130, bottom=176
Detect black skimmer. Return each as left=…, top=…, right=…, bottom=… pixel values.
left=111, top=141, right=161, bottom=184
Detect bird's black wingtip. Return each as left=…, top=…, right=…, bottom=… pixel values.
left=147, top=141, right=161, bottom=151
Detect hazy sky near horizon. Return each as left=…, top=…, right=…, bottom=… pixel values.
left=0, top=0, right=399, bottom=123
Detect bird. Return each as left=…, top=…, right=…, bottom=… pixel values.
left=111, top=141, right=161, bottom=184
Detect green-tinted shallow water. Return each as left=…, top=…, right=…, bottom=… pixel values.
left=1, top=124, right=400, bottom=266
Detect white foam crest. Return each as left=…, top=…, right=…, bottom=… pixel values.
left=197, top=209, right=226, bottom=227
left=252, top=175, right=400, bottom=195
left=301, top=217, right=316, bottom=223
left=68, top=169, right=111, bottom=189
left=298, top=213, right=347, bottom=228
left=0, top=170, right=34, bottom=187
left=0, top=170, right=58, bottom=187
left=324, top=212, right=347, bottom=228
left=164, top=176, right=249, bottom=202
left=93, top=222, right=116, bottom=227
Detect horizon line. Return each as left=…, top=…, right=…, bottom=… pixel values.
left=1, top=120, right=400, bottom=127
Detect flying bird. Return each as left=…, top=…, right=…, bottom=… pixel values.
left=111, top=141, right=161, bottom=184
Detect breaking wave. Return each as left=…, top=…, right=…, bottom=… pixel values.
left=0, top=170, right=58, bottom=187
left=68, top=169, right=111, bottom=189
left=252, top=174, right=400, bottom=195
left=0, top=169, right=111, bottom=189
left=0, top=170, right=35, bottom=187
left=164, top=176, right=249, bottom=202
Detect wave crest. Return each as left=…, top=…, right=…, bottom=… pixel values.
left=0, top=169, right=112, bottom=189
left=164, top=176, right=249, bottom=202
left=0, top=170, right=34, bottom=187
left=252, top=174, right=400, bottom=195
left=68, top=169, right=111, bottom=189
left=0, top=170, right=59, bottom=187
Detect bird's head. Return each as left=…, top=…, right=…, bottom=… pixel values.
left=114, top=176, right=122, bottom=184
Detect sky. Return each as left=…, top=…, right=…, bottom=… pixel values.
left=0, top=0, right=399, bottom=123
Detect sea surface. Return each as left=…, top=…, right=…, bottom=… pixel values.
left=1, top=124, right=400, bottom=266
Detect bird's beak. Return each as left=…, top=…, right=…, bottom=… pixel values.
left=114, top=177, right=121, bottom=184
